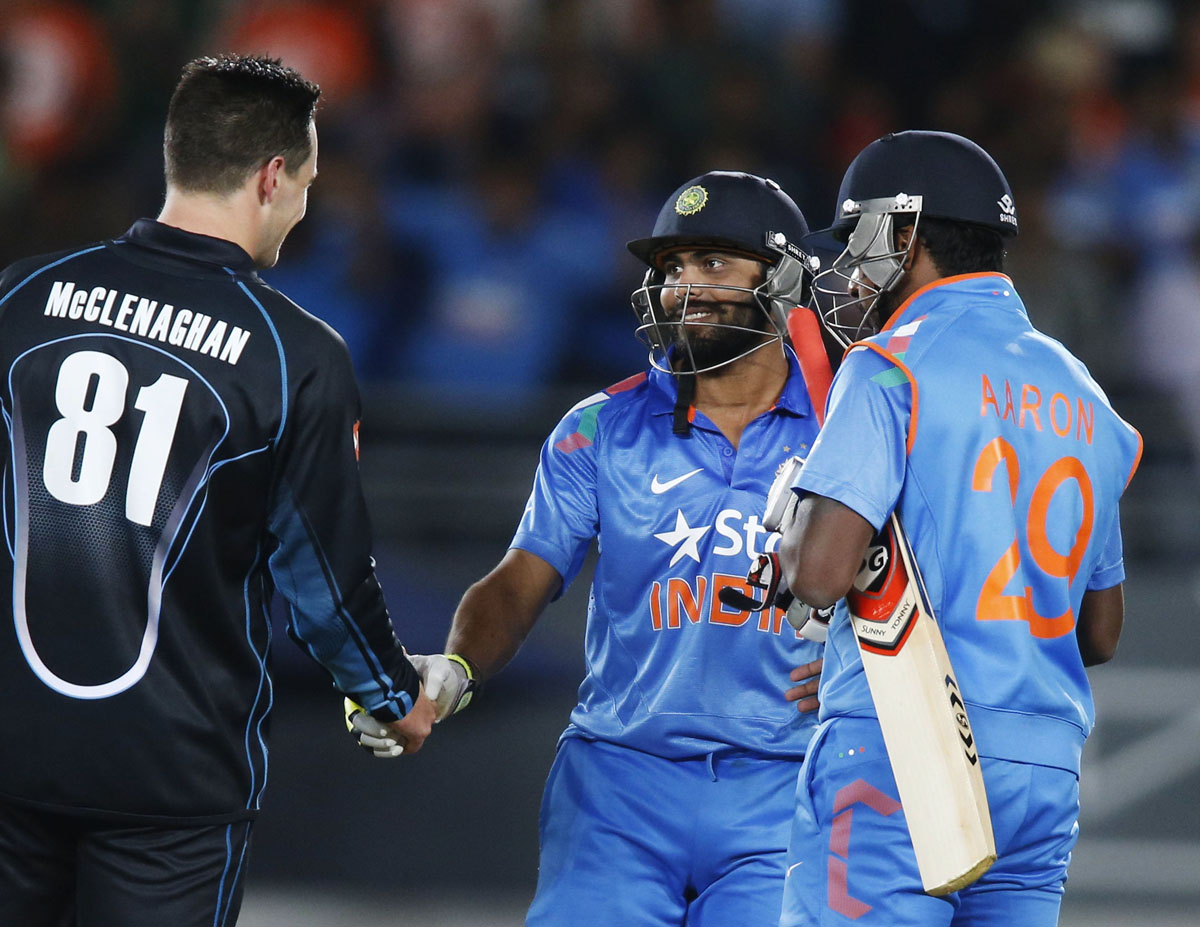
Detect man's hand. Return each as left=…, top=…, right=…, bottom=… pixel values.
left=344, top=686, right=437, bottom=757
left=346, top=698, right=402, bottom=757
left=385, top=688, right=436, bottom=753
left=407, top=653, right=476, bottom=722
left=786, top=657, right=823, bottom=713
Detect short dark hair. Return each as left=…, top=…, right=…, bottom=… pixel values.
left=164, top=55, right=320, bottom=195
left=913, top=216, right=1006, bottom=277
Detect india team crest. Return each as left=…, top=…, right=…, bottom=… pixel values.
left=675, top=185, right=708, bottom=216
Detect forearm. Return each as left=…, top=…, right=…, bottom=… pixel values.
left=445, top=548, right=560, bottom=681
left=1078, top=584, right=1124, bottom=666
left=779, top=494, right=875, bottom=608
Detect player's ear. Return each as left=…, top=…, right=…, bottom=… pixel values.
left=897, top=224, right=920, bottom=271
left=257, top=156, right=286, bottom=205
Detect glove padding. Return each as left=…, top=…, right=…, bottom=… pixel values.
left=785, top=601, right=834, bottom=642
left=344, top=698, right=404, bottom=758
left=764, top=455, right=805, bottom=532
left=408, top=653, right=475, bottom=722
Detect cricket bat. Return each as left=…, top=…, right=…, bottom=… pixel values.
left=847, top=512, right=996, bottom=895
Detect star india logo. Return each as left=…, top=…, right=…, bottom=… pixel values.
left=675, top=185, right=708, bottom=216
left=655, top=510, right=710, bottom=566
left=997, top=194, right=1017, bottom=228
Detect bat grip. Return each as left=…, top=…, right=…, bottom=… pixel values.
left=718, top=586, right=769, bottom=612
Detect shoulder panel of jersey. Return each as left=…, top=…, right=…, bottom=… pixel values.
left=551, top=371, right=649, bottom=455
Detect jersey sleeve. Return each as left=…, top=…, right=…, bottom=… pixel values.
left=266, top=334, right=419, bottom=721
left=1087, top=508, right=1126, bottom=591
left=792, top=344, right=911, bottom=531
left=509, top=397, right=602, bottom=598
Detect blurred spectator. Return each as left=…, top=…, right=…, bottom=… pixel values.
left=381, top=139, right=614, bottom=404
left=0, top=0, right=1191, bottom=425
left=0, top=1, right=117, bottom=168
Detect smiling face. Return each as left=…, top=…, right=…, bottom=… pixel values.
left=654, top=247, right=773, bottom=371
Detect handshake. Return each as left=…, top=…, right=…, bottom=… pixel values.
left=344, top=653, right=477, bottom=758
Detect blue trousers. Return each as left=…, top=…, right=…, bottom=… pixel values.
left=780, top=717, right=1079, bottom=927
left=527, top=737, right=804, bottom=927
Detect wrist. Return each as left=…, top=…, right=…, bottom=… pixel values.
left=446, top=652, right=478, bottom=680
left=444, top=653, right=478, bottom=713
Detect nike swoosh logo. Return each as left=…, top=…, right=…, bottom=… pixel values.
left=651, top=468, right=703, bottom=494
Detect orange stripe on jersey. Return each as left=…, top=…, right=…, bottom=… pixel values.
left=1126, top=428, right=1144, bottom=490
left=878, top=273, right=1015, bottom=333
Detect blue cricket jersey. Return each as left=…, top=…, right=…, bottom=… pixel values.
left=512, top=347, right=824, bottom=759
left=794, top=274, right=1141, bottom=775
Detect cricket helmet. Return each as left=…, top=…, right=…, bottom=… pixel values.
left=627, top=170, right=818, bottom=375
left=814, top=131, right=1017, bottom=347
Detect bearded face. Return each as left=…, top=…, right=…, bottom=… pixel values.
left=666, top=287, right=771, bottom=370
left=653, top=249, right=775, bottom=373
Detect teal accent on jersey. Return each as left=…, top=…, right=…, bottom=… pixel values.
left=512, top=349, right=823, bottom=759
left=576, top=401, right=603, bottom=441
left=793, top=274, right=1141, bottom=774
left=869, top=365, right=909, bottom=388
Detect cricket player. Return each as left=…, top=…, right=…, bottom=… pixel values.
left=355, top=171, right=827, bottom=925
left=775, top=130, right=1142, bottom=925
left=0, top=56, right=434, bottom=926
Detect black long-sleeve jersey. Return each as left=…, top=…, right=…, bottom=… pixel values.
left=0, top=220, right=419, bottom=823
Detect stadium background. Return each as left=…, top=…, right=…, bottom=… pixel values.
left=2, top=1, right=1197, bottom=924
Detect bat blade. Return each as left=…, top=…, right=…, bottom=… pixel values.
left=847, top=513, right=996, bottom=896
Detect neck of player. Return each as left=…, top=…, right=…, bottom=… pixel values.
left=691, top=341, right=789, bottom=449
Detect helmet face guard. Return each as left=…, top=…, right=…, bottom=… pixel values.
left=630, top=232, right=816, bottom=375
left=813, top=194, right=923, bottom=349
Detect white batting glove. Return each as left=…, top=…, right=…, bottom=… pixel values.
left=764, top=455, right=805, bottom=532
left=344, top=698, right=404, bottom=758
left=786, top=601, right=834, bottom=642
left=406, top=653, right=476, bottom=722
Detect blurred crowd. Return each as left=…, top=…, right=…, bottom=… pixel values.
left=1, top=0, right=1199, bottom=441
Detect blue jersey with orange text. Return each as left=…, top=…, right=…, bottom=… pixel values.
left=793, top=274, right=1141, bottom=775
left=512, top=348, right=823, bottom=759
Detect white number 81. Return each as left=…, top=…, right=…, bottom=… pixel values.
left=42, top=350, right=188, bottom=526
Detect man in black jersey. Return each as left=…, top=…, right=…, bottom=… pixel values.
left=0, top=55, right=436, bottom=926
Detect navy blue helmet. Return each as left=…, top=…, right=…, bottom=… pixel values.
left=813, top=131, right=1016, bottom=347
left=824, top=130, right=1018, bottom=242
left=627, top=171, right=817, bottom=375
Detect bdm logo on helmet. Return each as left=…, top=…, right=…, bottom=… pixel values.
left=674, top=185, right=708, bottom=216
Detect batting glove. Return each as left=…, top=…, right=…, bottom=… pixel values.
left=408, top=653, right=476, bottom=722
left=786, top=601, right=834, bottom=642
left=763, top=455, right=805, bottom=532
left=344, top=698, right=404, bottom=758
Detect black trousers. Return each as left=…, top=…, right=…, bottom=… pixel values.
left=0, top=799, right=253, bottom=927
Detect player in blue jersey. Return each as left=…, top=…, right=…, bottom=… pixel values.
left=774, top=131, right=1142, bottom=926
left=351, top=171, right=828, bottom=925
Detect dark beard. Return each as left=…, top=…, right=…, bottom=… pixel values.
left=669, top=298, right=772, bottom=371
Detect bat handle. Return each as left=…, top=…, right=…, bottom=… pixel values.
left=718, top=586, right=769, bottom=612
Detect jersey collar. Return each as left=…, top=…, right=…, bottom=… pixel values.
left=119, top=219, right=259, bottom=274
left=879, top=272, right=1018, bottom=333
